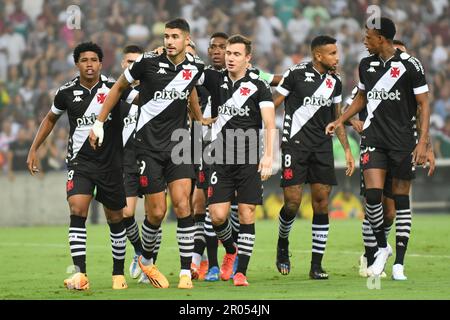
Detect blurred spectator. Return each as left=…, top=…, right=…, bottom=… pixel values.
left=0, top=120, right=16, bottom=173
left=0, top=27, right=8, bottom=82
left=286, top=8, right=312, bottom=51
left=0, top=81, right=11, bottom=113
left=383, top=0, right=408, bottom=23
left=7, top=127, right=31, bottom=180
left=303, top=0, right=331, bottom=24
left=2, top=23, right=26, bottom=67
left=431, top=35, right=448, bottom=72
left=434, top=116, right=450, bottom=159
left=126, top=15, right=150, bottom=45
left=255, top=5, right=284, bottom=54
left=8, top=1, right=31, bottom=39
left=434, top=81, right=450, bottom=119
left=106, top=1, right=126, bottom=35
left=273, top=0, right=298, bottom=26
left=0, top=0, right=448, bottom=162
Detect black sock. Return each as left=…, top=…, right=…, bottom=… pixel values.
left=123, top=216, right=142, bottom=256
left=230, top=205, right=240, bottom=242
left=141, top=219, right=159, bottom=260
left=152, top=227, right=162, bottom=263
left=236, top=223, right=255, bottom=276
left=69, top=215, right=87, bottom=274
left=278, top=206, right=296, bottom=247
left=108, top=220, right=127, bottom=276
left=204, top=210, right=219, bottom=268
left=177, top=215, right=195, bottom=271
left=362, top=217, right=377, bottom=266
left=193, top=213, right=206, bottom=255
left=311, top=214, right=329, bottom=266
left=213, top=219, right=236, bottom=254
left=365, top=189, right=387, bottom=248
left=394, top=195, right=411, bottom=265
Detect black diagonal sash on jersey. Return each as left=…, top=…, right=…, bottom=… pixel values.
left=122, top=104, right=138, bottom=147
left=211, top=81, right=258, bottom=142
left=289, top=76, right=336, bottom=139
left=135, top=66, right=199, bottom=132
left=363, top=62, right=407, bottom=130
left=71, top=84, right=110, bottom=160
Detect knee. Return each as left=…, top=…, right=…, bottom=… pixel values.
left=209, top=207, right=227, bottom=226
left=146, top=203, right=166, bottom=222
left=69, top=204, right=88, bottom=217
left=172, top=198, right=190, bottom=217
left=284, top=200, right=300, bottom=217
left=312, top=197, right=329, bottom=213
left=365, top=188, right=383, bottom=205
left=211, top=214, right=227, bottom=226
left=107, top=212, right=123, bottom=224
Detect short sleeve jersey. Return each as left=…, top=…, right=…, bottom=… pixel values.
left=124, top=52, right=205, bottom=152
left=198, top=68, right=274, bottom=163
left=276, top=62, right=342, bottom=152
left=51, top=75, right=133, bottom=172
left=357, top=49, right=428, bottom=151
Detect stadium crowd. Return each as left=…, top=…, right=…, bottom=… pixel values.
left=0, top=0, right=449, bottom=177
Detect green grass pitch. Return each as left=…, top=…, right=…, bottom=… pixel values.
left=0, top=215, right=449, bottom=300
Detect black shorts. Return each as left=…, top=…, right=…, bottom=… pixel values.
left=124, top=172, right=141, bottom=198
left=360, top=166, right=393, bottom=199
left=280, top=148, right=337, bottom=188
left=137, top=151, right=195, bottom=195
left=207, top=164, right=262, bottom=205
left=66, top=169, right=126, bottom=211
left=360, top=145, right=415, bottom=181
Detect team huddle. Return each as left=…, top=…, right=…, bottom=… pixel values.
left=26, top=16, right=433, bottom=290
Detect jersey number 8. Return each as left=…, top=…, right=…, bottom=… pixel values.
left=284, top=154, right=291, bottom=168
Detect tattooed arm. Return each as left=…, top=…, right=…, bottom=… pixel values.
left=334, top=103, right=355, bottom=176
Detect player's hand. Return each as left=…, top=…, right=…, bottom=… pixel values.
left=425, top=147, right=436, bottom=176
left=201, top=117, right=217, bottom=126
left=349, top=119, right=364, bottom=133
left=152, top=46, right=165, bottom=55
left=258, top=155, right=273, bottom=181
left=412, top=141, right=427, bottom=166
left=345, top=149, right=355, bottom=176
left=325, top=120, right=341, bottom=136
left=27, top=149, right=40, bottom=176
left=89, top=120, right=104, bottom=150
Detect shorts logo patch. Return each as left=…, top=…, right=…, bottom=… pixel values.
left=207, top=186, right=213, bottom=198
left=199, top=171, right=205, bottom=183
left=66, top=180, right=74, bottom=192
left=140, top=176, right=149, bottom=187
left=362, top=153, right=370, bottom=165
left=283, top=168, right=293, bottom=180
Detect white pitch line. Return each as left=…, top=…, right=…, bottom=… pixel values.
left=1, top=242, right=450, bottom=259
left=290, top=249, right=450, bottom=259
